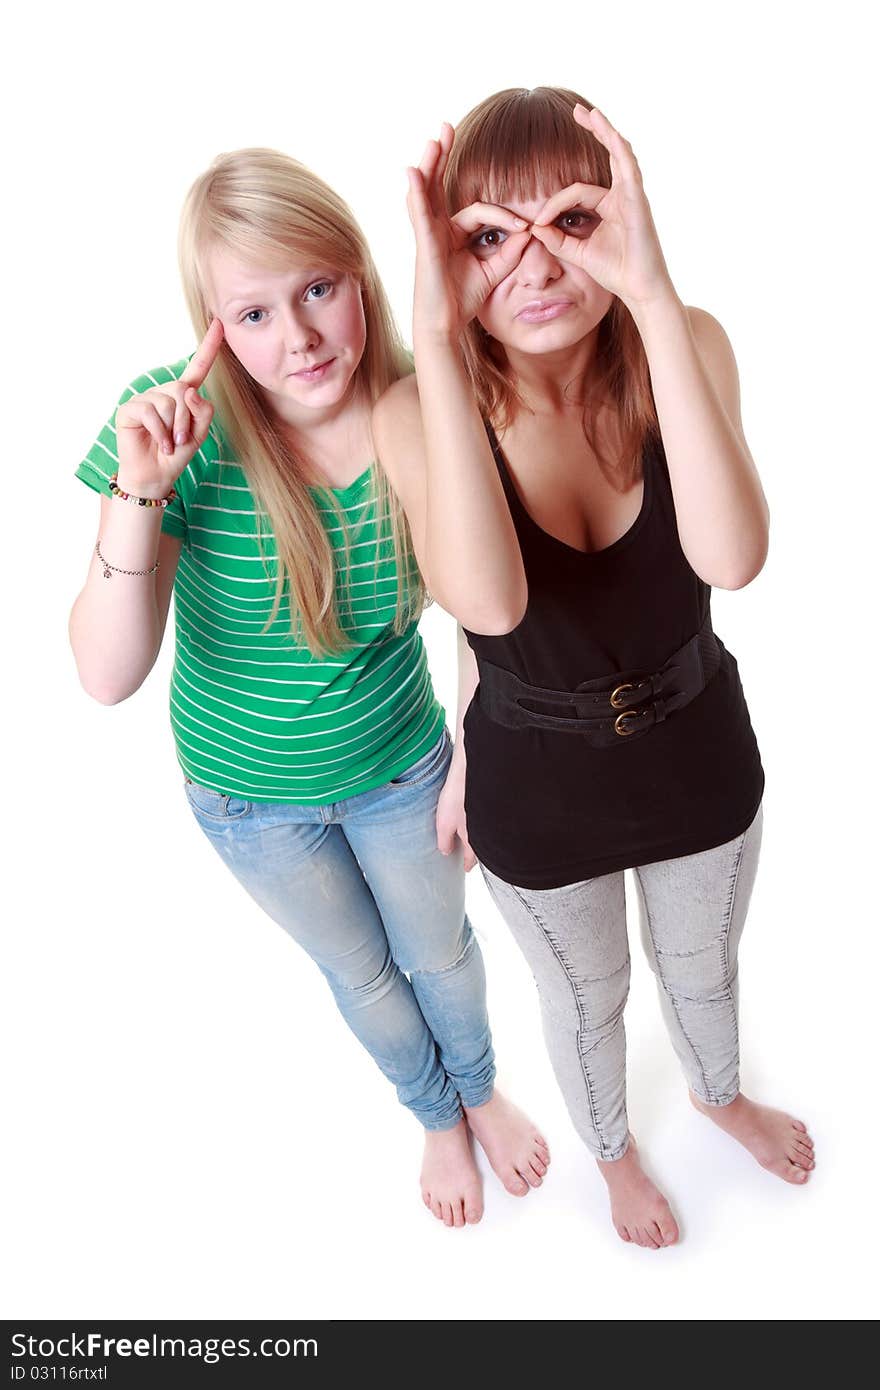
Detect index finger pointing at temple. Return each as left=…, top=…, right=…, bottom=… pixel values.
left=180, top=317, right=225, bottom=390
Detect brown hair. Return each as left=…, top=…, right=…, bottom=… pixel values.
left=178, top=147, right=424, bottom=656
left=444, top=87, right=660, bottom=487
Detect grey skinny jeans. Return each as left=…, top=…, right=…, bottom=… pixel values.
left=481, top=805, right=763, bottom=1161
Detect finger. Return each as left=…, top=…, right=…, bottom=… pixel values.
left=180, top=316, right=225, bottom=389
left=406, top=167, right=438, bottom=246
left=431, top=122, right=454, bottom=214
left=141, top=391, right=176, bottom=432
left=136, top=401, right=175, bottom=456
left=463, top=841, right=477, bottom=872
left=187, top=387, right=214, bottom=447
left=172, top=392, right=193, bottom=448
left=532, top=182, right=608, bottom=225
left=436, top=816, right=455, bottom=856
left=451, top=202, right=529, bottom=240
left=482, top=229, right=532, bottom=288
left=417, top=138, right=444, bottom=217
left=529, top=221, right=587, bottom=267
left=576, top=105, right=642, bottom=185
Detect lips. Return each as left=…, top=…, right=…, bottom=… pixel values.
left=293, top=358, right=335, bottom=379
left=515, top=299, right=574, bottom=323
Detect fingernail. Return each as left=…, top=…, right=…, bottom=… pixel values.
left=513, top=217, right=527, bottom=228
left=174, top=431, right=187, bottom=445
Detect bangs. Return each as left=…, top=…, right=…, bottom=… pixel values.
left=445, top=87, right=611, bottom=213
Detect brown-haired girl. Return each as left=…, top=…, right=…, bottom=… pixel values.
left=373, top=88, right=814, bottom=1248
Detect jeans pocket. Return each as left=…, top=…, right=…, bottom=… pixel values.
left=184, top=778, right=252, bottom=822
left=388, top=728, right=451, bottom=789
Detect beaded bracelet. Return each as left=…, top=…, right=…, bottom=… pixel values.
left=96, top=541, right=160, bottom=580
left=109, top=473, right=176, bottom=509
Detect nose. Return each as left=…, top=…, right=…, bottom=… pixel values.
left=282, top=308, right=319, bottom=356
left=515, top=234, right=562, bottom=289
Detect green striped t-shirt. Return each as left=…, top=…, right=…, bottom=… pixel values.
left=76, top=359, right=445, bottom=803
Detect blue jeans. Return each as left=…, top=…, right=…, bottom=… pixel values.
left=184, top=729, right=495, bottom=1130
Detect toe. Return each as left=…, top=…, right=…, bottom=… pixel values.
left=659, top=1216, right=679, bottom=1246
left=465, top=1202, right=483, bottom=1224
left=791, top=1118, right=808, bottom=1134
left=529, top=1158, right=547, bottom=1181
left=641, top=1226, right=660, bottom=1249
left=505, top=1171, right=529, bottom=1196
left=788, top=1146, right=813, bottom=1169
left=616, top=1224, right=632, bottom=1243
left=431, top=1197, right=443, bottom=1221
left=441, top=1202, right=455, bottom=1227
left=452, top=1201, right=465, bottom=1229
left=784, top=1161, right=810, bottom=1184
left=522, top=1164, right=542, bottom=1188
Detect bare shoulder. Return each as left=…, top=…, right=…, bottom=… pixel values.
left=373, top=371, right=422, bottom=427
left=685, top=305, right=745, bottom=435
left=371, top=374, right=426, bottom=481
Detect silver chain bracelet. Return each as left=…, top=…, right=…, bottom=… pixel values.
left=96, top=541, right=160, bottom=579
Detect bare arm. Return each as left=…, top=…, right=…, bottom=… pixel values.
left=69, top=320, right=223, bottom=703
left=372, top=127, right=531, bottom=635
left=372, top=372, right=527, bottom=634
left=633, top=298, right=770, bottom=589
left=435, top=624, right=480, bottom=869
left=69, top=496, right=181, bottom=703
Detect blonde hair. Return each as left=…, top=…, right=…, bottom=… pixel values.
left=445, top=87, right=660, bottom=487
left=178, top=147, right=424, bottom=655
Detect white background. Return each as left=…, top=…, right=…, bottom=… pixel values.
left=4, top=0, right=877, bottom=1322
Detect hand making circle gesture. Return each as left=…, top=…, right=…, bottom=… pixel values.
left=407, top=123, right=532, bottom=341
left=530, top=105, right=675, bottom=313
left=114, top=317, right=225, bottom=498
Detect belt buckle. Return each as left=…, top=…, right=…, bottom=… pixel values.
left=610, top=682, right=635, bottom=710
left=614, top=709, right=640, bottom=736
left=614, top=706, right=653, bottom=737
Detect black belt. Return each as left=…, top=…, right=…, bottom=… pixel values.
left=476, top=616, right=721, bottom=746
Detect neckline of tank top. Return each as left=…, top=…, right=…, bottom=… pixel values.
left=485, top=421, right=655, bottom=561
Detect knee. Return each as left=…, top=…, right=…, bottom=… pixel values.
left=324, top=946, right=400, bottom=1008
left=398, top=916, right=475, bottom=978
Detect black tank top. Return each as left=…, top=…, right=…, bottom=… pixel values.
left=462, top=424, right=765, bottom=889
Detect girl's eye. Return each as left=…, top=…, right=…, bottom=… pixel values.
left=305, top=281, right=333, bottom=300
left=471, top=227, right=508, bottom=257
left=556, top=210, right=596, bottom=237
left=243, top=309, right=266, bottom=324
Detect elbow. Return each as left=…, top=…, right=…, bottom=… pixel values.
left=433, top=579, right=528, bottom=635
left=711, top=537, right=770, bottom=591
left=74, top=665, right=139, bottom=705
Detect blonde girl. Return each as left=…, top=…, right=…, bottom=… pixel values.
left=69, top=148, right=549, bottom=1228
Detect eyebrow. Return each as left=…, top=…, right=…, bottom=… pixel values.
left=220, top=271, right=337, bottom=313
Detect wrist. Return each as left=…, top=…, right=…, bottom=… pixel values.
left=624, top=284, right=686, bottom=336
left=113, top=469, right=176, bottom=503
left=413, top=325, right=466, bottom=355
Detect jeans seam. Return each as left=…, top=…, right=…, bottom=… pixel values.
left=634, top=864, right=710, bottom=1098
left=719, top=830, right=748, bottom=1085
left=506, top=881, right=612, bottom=1157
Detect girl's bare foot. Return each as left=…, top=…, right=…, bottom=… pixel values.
left=597, top=1134, right=679, bottom=1249
left=689, top=1090, right=815, bottom=1184
left=463, top=1091, right=551, bottom=1196
left=421, top=1118, right=484, bottom=1227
